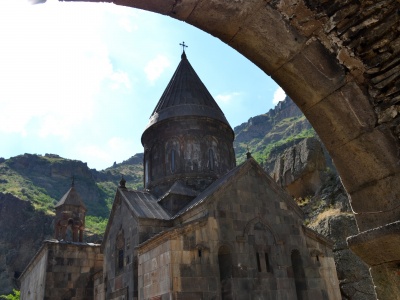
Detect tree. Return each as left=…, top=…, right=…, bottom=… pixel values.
left=0, top=289, right=20, bottom=300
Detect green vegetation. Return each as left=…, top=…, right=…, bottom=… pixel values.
left=0, top=289, right=20, bottom=300
left=237, top=126, right=316, bottom=165
left=85, top=216, right=109, bottom=235
left=0, top=164, right=56, bottom=213
left=0, top=153, right=143, bottom=236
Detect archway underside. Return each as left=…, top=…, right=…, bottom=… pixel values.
left=63, top=0, right=400, bottom=298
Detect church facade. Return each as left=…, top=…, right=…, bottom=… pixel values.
left=98, top=51, right=341, bottom=300
left=20, top=50, right=341, bottom=300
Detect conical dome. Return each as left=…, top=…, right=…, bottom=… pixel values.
left=145, top=52, right=230, bottom=130
left=141, top=51, right=236, bottom=198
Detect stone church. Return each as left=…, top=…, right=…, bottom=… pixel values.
left=20, top=50, right=341, bottom=300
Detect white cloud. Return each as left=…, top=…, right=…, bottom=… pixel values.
left=272, top=87, right=286, bottom=105
left=109, top=71, right=131, bottom=90
left=144, top=55, right=170, bottom=83
left=0, top=1, right=120, bottom=139
left=215, top=92, right=241, bottom=103
left=118, top=17, right=138, bottom=32
left=76, top=137, right=136, bottom=169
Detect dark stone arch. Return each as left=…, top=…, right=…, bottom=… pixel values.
left=242, top=217, right=279, bottom=244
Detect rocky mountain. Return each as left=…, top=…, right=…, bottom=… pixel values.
left=0, top=193, right=53, bottom=295
left=234, top=96, right=315, bottom=165
left=0, top=97, right=375, bottom=298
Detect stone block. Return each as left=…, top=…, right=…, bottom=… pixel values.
left=304, top=82, right=376, bottom=151
left=276, top=277, right=291, bottom=290
left=347, top=221, right=400, bottom=266
left=175, top=291, right=203, bottom=300
left=272, top=40, right=346, bottom=112
left=171, top=239, right=183, bottom=251
left=180, top=277, right=206, bottom=292
left=349, top=172, right=400, bottom=231
left=229, top=4, right=306, bottom=74
left=114, top=0, right=174, bottom=16
left=329, top=126, right=398, bottom=205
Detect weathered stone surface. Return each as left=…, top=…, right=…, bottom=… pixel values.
left=19, top=241, right=103, bottom=300
left=229, top=4, right=306, bottom=74
left=272, top=40, right=346, bottom=111
left=370, top=261, right=400, bottom=300
left=304, top=82, right=376, bottom=150
left=138, top=160, right=341, bottom=300
left=310, top=209, right=376, bottom=299
left=347, top=221, right=400, bottom=267
left=271, top=137, right=326, bottom=198
left=329, top=125, right=398, bottom=201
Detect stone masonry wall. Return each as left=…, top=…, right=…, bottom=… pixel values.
left=43, top=242, right=102, bottom=300
left=20, top=241, right=102, bottom=300
left=103, top=193, right=171, bottom=300
left=138, top=161, right=341, bottom=299
left=20, top=246, right=48, bottom=300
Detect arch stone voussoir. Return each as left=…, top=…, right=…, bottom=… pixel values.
left=304, top=82, right=376, bottom=150
left=272, top=39, right=346, bottom=110
left=329, top=126, right=399, bottom=201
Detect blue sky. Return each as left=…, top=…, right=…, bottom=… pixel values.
left=0, top=0, right=286, bottom=170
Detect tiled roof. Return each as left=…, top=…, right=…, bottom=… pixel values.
left=119, top=189, right=171, bottom=220
left=146, top=52, right=230, bottom=128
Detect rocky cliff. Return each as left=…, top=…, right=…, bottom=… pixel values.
left=0, top=193, right=53, bottom=294
left=234, top=96, right=314, bottom=163
left=271, top=137, right=327, bottom=198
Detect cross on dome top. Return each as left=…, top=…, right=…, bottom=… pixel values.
left=179, top=41, right=188, bottom=52
left=180, top=41, right=188, bottom=59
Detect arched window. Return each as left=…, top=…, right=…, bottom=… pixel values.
left=291, top=249, right=307, bottom=300
left=171, top=149, right=176, bottom=173
left=209, top=149, right=215, bottom=170
left=118, top=249, right=124, bottom=269
left=115, top=231, right=125, bottom=275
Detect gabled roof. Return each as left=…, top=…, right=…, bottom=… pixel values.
left=172, top=160, right=246, bottom=218
left=173, top=158, right=304, bottom=219
left=119, top=189, right=171, bottom=220
left=159, top=181, right=198, bottom=202
left=145, top=52, right=230, bottom=129
left=55, top=187, right=86, bottom=210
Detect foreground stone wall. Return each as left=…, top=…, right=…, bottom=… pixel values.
left=20, top=246, right=48, bottom=300
left=20, top=241, right=102, bottom=300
